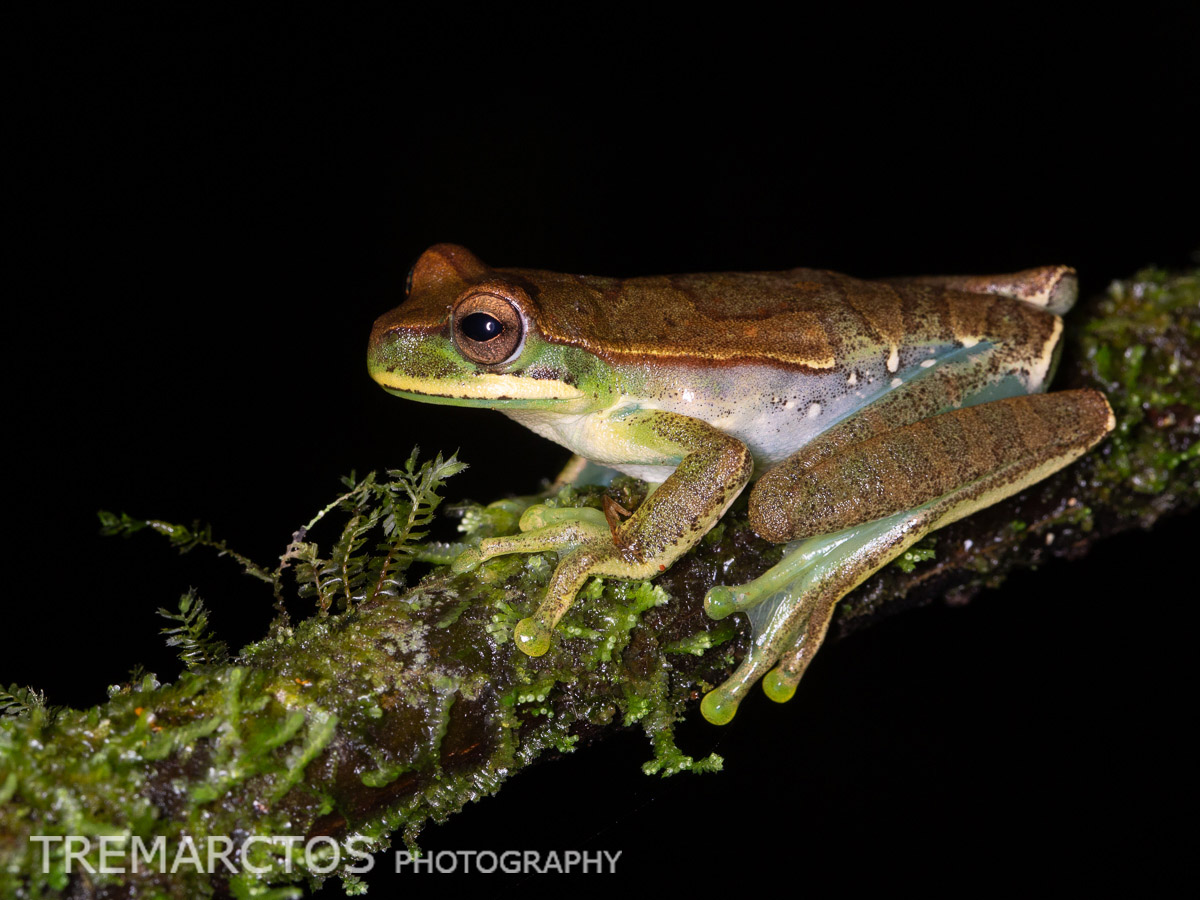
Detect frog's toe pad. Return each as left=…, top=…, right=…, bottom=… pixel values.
left=513, top=617, right=552, bottom=657
left=762, top=668, right=797, bottom=704
left=704, top=585, right=738, bottom=620
left=451, top=548, right=482, bottom=575
left=517, top=505, right=553, bottom=531
left=700, top=685, right=742, bottom=726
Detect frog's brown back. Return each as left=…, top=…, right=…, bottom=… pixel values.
left=504, top=266, right=1057, bottom=373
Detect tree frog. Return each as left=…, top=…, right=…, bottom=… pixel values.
left=368, top=244, right=1114, bottom=725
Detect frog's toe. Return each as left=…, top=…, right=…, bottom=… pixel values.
left=451, top=547, right=482, bottom=574
left=762, top=667, right=798, bottom=704
left=704, top=548, right=816, bottom=620
left=703, top=582, right=830, bottom=723
left=700, top=684, right=742, bottom=726
left=517, top=504, right=554, bottom=531
left=702, top=650, right=800, bottom=724
left=701, top=643, right=785, bottom=725
left=460, top=517, right=611, bottom=573
left=518, top=504, right=608, bottom=533
left=703, top=585, right=740, bottom=620
left=513, top=616, right=553, bottom=657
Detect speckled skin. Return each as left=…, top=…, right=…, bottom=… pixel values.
left=369, top=245, right=1113, bottom=723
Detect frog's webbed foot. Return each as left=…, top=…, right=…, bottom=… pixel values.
left=703, top=505, right=961, bottom=725
left=701, top=518, right=900, bottom=726
left=452, top=503, right=611, bottom=576
left=452, top=502, right=655, bottom=656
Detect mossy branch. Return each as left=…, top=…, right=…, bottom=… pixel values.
left=1, top=270, right=1197, bottom=899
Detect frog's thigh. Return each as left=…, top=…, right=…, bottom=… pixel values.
left=884, top=264, right=1078, bottom=314
left=750, top=390, right=1112, bottom=543
left=700, top=390, right=1113, bottom=725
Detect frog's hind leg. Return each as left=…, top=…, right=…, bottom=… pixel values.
left=884, top=264, right=1078, bottom=315
left=700, top=389, right=1114, bottom=725
left=701, top=509, right=918, bottom=725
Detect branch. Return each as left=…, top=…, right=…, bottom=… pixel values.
left=1, top=268, right=1196, bottom=899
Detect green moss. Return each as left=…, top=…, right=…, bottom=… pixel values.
left=892, top=539, right=937, bottom=574
left=1076, top=269, right=1200, bottom=506
left=662, top=620, right=739, bottom=656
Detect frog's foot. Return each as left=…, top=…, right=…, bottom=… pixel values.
left=700, top=542, right=835, bottom=725
left=702, top=525, right=863, bottom=723
left=462, top=411, right=755, bottom=661
left=452, top=504, right=609, bottom=575
left=511, top=526, right=665, bottom=657
left=700, top=591, right=829, bottom=726
left=451, top=503, right=654, bottom=657
left=704, top=531, right=848, bottom=620
left=602, top=495, right=640, bottom=558
left=701, top=508, right=927, bottom=726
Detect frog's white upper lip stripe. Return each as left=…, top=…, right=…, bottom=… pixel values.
left=373, top=371, right=584, bottom=401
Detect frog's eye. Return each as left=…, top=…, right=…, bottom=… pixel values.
left=452, top=291, right=525, bottom=365
left=404, top=264, right=415, bottom=298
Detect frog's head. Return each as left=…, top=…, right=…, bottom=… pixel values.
left=369, top=244, right=611, bottom=410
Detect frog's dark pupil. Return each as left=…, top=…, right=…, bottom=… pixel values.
left=462, top=312, right=502, bottom=342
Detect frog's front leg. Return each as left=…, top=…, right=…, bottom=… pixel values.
left=458, top=409, right=754, bottom=657
left=701, top=389, right=1114, bottom=725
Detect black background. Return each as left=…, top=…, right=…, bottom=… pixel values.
left=9, top=8, right=1198, bottom=896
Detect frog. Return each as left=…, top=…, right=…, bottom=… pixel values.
left=368, top=244, right=1114, bottom=725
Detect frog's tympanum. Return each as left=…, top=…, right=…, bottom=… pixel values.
left=369, top=245, right=1113, bottom=725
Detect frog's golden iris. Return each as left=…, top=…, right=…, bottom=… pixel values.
left=452, top=287, right=526, bottom=365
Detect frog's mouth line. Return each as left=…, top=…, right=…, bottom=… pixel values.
left=372, top=371, right=584, bottom=405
